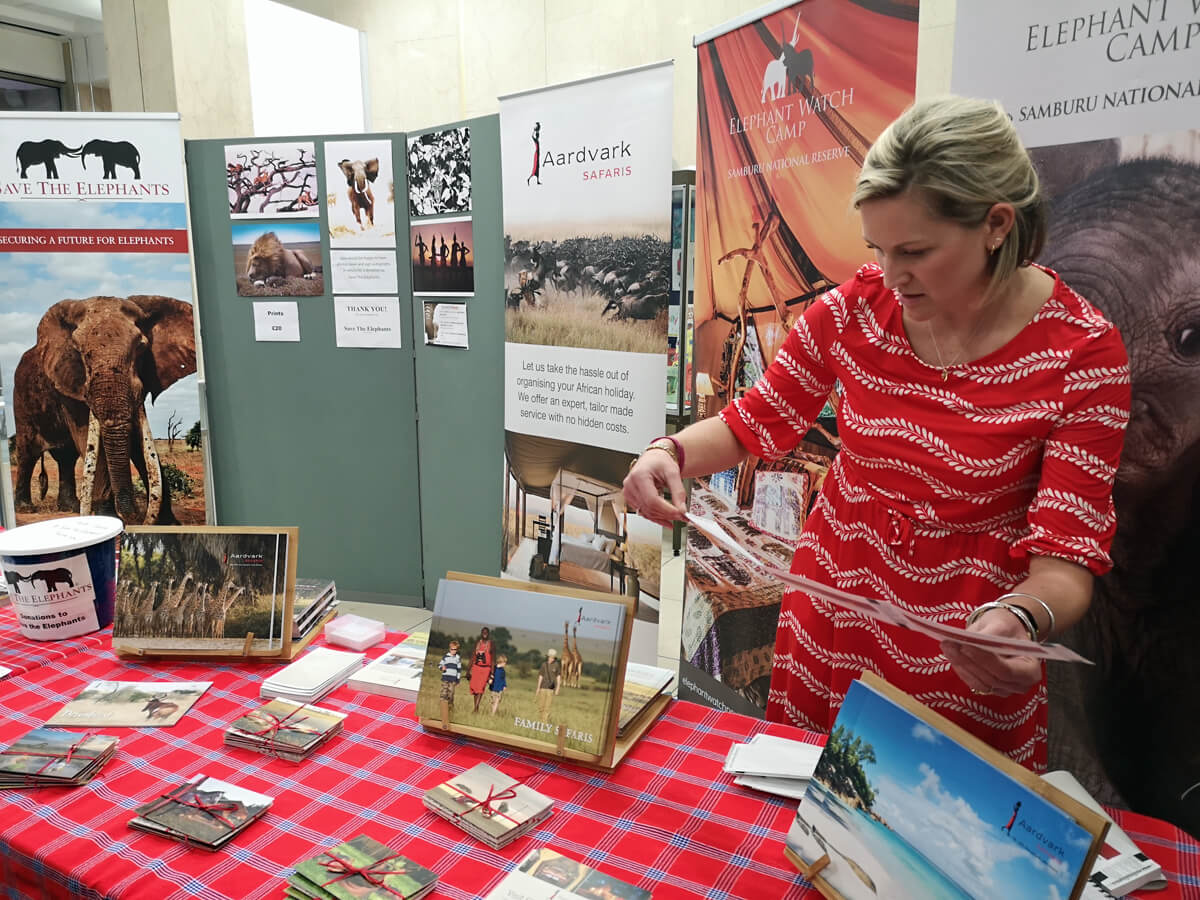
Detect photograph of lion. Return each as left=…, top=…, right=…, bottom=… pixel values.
left=232, top=222, right=324, bottom=297
left=323, top=138, right=396, bottom=249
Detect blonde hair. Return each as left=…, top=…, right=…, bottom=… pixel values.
left=853, top=96, right=1046, bottom=297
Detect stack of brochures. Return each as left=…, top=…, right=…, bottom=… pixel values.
left=723, top=733, right=822, bottom=800
left=260, top=647, right=364, bottom=705
left=424, top=763, right=554, bottom=849
left=347, top=631, right=429, bottom=701
left=1043, top=770, right=1166, bottom=898
left=0, top=728, right=118, bottom=788
left=128, top=774, right=272, bottom=850
left=286, top=834, right=438, bottom=899
left=617, top=663, right=675, bottom=737
left=292, top=577, right=338, bottom=640
left=223, top=698, right=346, bottom=763
left=486, top=847, right=652, bottom=899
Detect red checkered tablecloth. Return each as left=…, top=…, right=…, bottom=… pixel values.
left=0, top=609, right=1195, bottom=899
left=0, top=603, right=106, bottom=678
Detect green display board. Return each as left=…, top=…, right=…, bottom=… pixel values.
left=184, top=116, right=502, bottom=607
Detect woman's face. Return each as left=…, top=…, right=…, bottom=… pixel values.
left=859, top=191, right=996, bottom=322
left=481, top=627, right=490, bottom=639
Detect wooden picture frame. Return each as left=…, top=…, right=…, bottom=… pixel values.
left=785, top=672, right=1109, bottom=900
left=417, top=572, right=668, bottom=773
left=112, top=526, right=321, bottom=661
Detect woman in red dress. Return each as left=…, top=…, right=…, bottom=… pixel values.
left=469, top=626, right=494, bottom=712
left=624, top=97, right=1130, bottom=771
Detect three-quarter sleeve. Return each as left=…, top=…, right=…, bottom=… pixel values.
left=1010, top=326, right=1131, bottom=574
left=718, top=278, right=847, bottom=461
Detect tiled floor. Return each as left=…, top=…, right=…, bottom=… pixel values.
left=340, top=529, right=687, bottom=683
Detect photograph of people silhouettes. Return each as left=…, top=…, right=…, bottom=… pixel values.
left=415, top=578, right=626, bottom=757
left=410, top=217, right=474, bottom=295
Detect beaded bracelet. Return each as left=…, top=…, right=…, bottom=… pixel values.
left=965, top=600, right=1038, bottom=643
left=997, top=591, right=1055, bottom=641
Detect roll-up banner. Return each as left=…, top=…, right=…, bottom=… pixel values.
left=0, top=112, right=205, bottom=530
left=499, top=63, right=673, bottom=664
left=684, top=1, right=918, bottom=716
left=953, top=1, right=1200, bottom=839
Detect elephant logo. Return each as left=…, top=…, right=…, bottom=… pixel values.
left=15, top=139, right=80, bottom=179
left=81, top=139, right=141, bottom=180
left=760, top=10, right=814, bottom=103
left=13, top=295, right=197, bottom=525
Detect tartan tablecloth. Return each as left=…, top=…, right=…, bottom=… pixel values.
left=0, top=603, right=106, bottom=678
left=0, top=611, right=1196, bottom=900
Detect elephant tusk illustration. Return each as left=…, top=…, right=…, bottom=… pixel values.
left=140, top=404, right=162, bottom=524
left=80, top=412, right=100, bottom=516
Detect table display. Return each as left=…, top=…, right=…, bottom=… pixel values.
left=0, top=606, right=1195, bottom=899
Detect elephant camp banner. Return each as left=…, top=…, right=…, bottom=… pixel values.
left=683, top=0, right=917, bottom=717
left=0, top=112, right=205, bottom=530
left=954, top=2, right=1200, bottom=840
left=499, top=62, right=672, bottom=666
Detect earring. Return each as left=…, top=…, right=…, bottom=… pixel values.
left=989, top=240, right=1001, bottom=255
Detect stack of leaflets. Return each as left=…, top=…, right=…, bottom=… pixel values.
left=1043, top=770, right=1166, bottom=897
left=347, top=631, right=429, bottom=701
left=260, top=647, right=364, bottom=705
left=224, top=698, right=346, bottom=763
left=292, top=578, right=338, bottom=640
left=0, top=728, right=118, bottom=788
left=286, top=834, right=438, bottom=899
left=723, top=733, right=822, bottom=800
left=617, top=663, right=675, bottom=737
left=486, top=847, right=652, bottom=899
left=423, top=762, right=553, bottom=849
left=128, top=774, right=272, bottom=850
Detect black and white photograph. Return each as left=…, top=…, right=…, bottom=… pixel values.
left=226, top=141, right=319, bottom=219
left=323, top=138, right=396, bottom=248
left=407, top=126, right=471, bottom=217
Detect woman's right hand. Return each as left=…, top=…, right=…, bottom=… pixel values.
left=623, top=450, right=687, bottom=527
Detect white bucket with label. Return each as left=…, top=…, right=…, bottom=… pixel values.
left=0, top=517, right=124, bottom=641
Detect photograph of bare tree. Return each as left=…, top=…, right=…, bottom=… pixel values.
left=112, top=527, right=296, bottom=652
left=225, top=142, right=319, bottom=219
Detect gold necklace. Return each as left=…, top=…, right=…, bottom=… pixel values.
left=927, top=312, right=988, bottom=383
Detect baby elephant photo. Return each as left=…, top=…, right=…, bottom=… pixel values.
left=339, top=158, right=379, bottom=229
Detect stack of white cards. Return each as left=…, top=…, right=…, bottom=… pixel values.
left=723, top=733, right=823, bottom=799
left=423, top=763, right=554, bottom=849
left=347, top=632, right=429, bottom=702
left=260, top=647, right=365, bottom=705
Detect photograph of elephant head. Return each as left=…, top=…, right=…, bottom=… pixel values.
left=80, top=139, right=141, bottom=180
left=1032, top=134, right=1200, bottom=840
left=12, top=295, right=197, bottom=526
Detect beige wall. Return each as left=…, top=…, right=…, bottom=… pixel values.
left=102, top=0, right=957, bottom=157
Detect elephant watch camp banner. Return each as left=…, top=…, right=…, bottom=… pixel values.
left=0, top=112, right=205, bottom=529
left=498, top=63, right=672, bottom=664
left=953, top=1, right=1200, bottom=841
left=683, top=1, right=917, bottom=717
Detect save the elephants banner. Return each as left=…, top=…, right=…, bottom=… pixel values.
left=0, top=112, right=205, bottom=529
left=954, top=1, right=1200, bottom=839
left=499, top=63, right=672, bottom=663
left=683, top=1, right=917, bottom=716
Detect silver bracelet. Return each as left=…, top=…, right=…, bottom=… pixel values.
left=966, top=601, right=1038, bottom=643
left=998, top=591, right=1055, bottom=642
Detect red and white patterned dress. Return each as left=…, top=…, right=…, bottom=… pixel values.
left=719, top=263, right=1130, bottom=770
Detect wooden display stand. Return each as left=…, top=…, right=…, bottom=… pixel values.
left=418, top=572, right=670, bottom=773
left=113, top=526, right=326, bottom=662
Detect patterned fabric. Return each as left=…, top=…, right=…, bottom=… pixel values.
left=439, top=652, right=461, bottom=682
left=0, top=609, right=1193, bottom=899
left=720, top=263, right=1131, bottom=770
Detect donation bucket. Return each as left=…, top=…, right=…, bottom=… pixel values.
left=0, top=516, right=124, bottom=641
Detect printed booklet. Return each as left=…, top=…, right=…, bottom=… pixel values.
left=129, top=774, right=272, bottom=850
left=0, top=728, right=118, bottom=788
left=423, top=762, right=553, bottom=849
left=46, top=680, right=210, bottom=728
left=486, top=847, right=652, bottom=899
left=347, top=633, right=429, bottom=701
left=287, top=833, right=438, bottom=900
left=224, top=698, right=346, bottom=763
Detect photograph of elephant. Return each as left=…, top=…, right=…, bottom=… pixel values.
left=415, top=577, right=625, bottom=757
left=46, top=680, right=211, bottom=727
left=225, top=141, right=319, bottom=219
left=410, top=217, right=474, bottom=296
left=1, top=202, right=205, bottom=529
left=232, top=221, right=324, bottom=297
left=112, top=528, right=297, bottom=652
left=504, top=233, right=669, bottom=353
left=1031, top=131, right=1200, bottom=840
left=407, top=126, right=471, bottom=218
left=323, top=138, right=396, bottom=249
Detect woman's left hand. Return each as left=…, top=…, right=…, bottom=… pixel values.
left=941, top=608, right=1042, bottom=697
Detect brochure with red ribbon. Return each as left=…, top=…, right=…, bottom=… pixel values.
left=423, top=762, right=553, bottom=849
left=128, top=773, right=272, bottom=850
left=288, top=834, right=438, bottom=900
